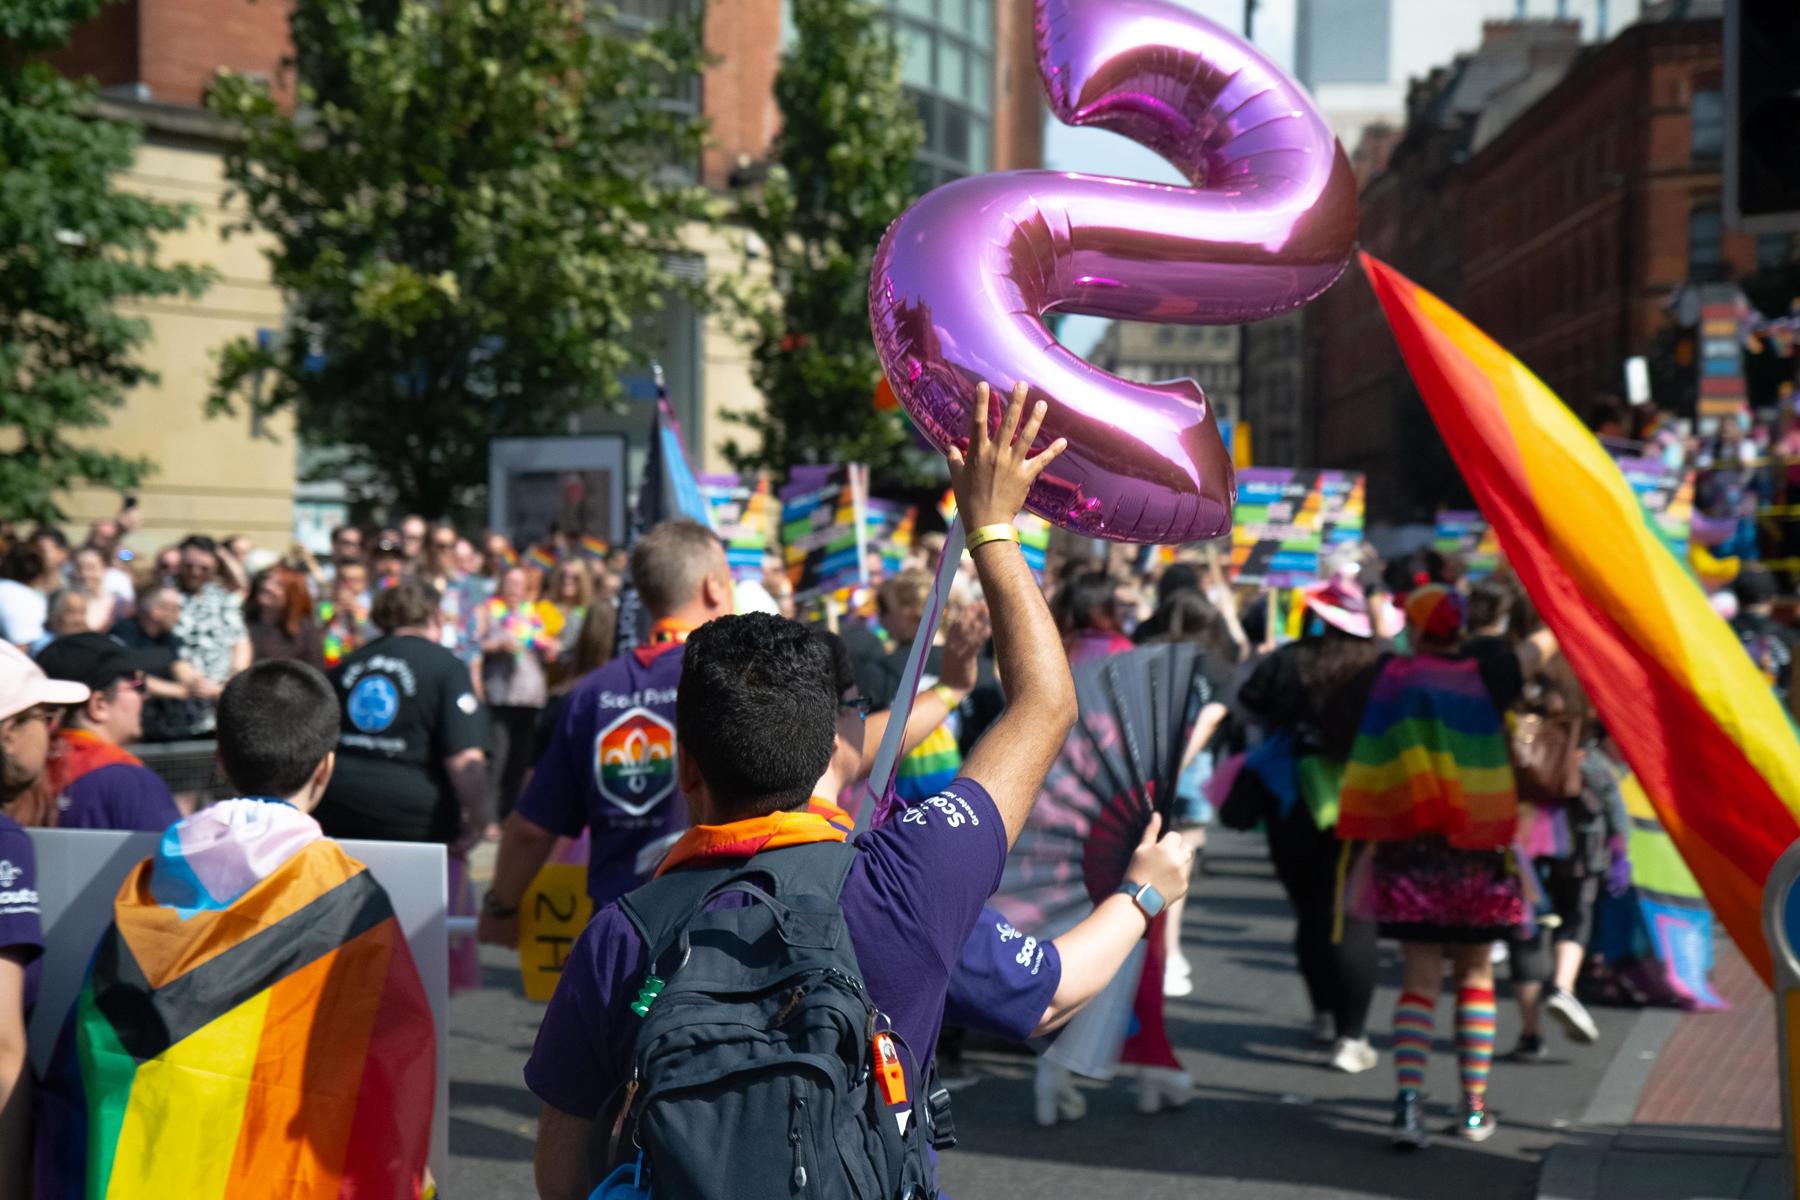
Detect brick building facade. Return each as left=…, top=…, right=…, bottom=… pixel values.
left=1310, top=11, right=1776, bottom=523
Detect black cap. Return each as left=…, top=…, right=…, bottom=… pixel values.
left=1733, top=565, right=1778, bottom=609
left=35, top=633, right=165, bottom=692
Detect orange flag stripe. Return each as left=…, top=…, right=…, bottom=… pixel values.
left=1361, top=252, right=1800, bottom=984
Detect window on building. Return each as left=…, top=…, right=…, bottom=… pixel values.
left=1758, top=233, right=1793, bottom=271
left=890, top=0, right=995, bottom=186
left=1689, top=206, right=1725, bottom=282
left=1691, top=89, right=1723, bottom=162
left=608, top=0, right=702, bottom=183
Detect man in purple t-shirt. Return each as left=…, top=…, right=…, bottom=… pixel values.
left=527, top=382, right=1080, bottom=1200
left=29, top=634, right=179, bottom=832
left=0, top=641, right=89, bottom=1194
left=478, top=519, right=736, bottom=946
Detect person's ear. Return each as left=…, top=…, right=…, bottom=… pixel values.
left=703, top=571, right=727, bottom=613
left=677, top=742, right=702, bottom=795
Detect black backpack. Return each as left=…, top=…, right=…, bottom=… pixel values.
left=606, top=842, right=944, bottom=1199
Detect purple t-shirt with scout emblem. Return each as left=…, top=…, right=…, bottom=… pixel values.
left=0, top=813, right=44, bottom=1012
left=944, top=905, right=1062, bottom=1044
left=516, top=642, right=688, bottom=907
left=525, top=776, right=1007, bottom=1155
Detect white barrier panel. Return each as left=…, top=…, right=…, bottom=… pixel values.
left=25, top=829, right=450, bottom=1183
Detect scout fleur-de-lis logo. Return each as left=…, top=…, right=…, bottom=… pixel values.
left=594, top=707, right=677, bottom=816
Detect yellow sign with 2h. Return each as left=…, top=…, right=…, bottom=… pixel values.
left=518, top=863, right=593, bottom=1002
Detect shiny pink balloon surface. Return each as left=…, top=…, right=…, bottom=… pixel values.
left=870, top=0, right=1358, bottom=543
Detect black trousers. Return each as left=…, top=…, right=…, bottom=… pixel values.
left=1265, top=804, right=1378, bottom=1040
left=490, top=704, right=541, bottom=821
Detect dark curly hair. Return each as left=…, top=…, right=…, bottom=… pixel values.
left=676, top=613, right=838, bottom=818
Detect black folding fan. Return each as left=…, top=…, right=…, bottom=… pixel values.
left=990, top=642, right=1204, bottom=934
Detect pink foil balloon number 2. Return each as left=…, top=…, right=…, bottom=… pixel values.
left=869, top=0, right=1359, bottom=543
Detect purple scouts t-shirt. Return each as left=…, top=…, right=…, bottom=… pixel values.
left=0, top=813, right=44, bottom=1012
left=58, top=763, right=180, bottom=833
left=525, top=776, right=1007, bottom=1141
left=516, top=642, right=689, bottom=907
left=944, top=905, right=1062, bottom=1044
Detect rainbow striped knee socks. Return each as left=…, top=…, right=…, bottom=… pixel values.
left=1456, top=986, right=1497, bottom=1109
left=1392, top=991, right=1433, bottom=1093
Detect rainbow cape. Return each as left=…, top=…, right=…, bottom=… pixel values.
left=1364, top=253, right=1800, bottom=984
left=36, top=800, right=434, bottom=1199
left=1338, top=653, right=1517, bottom=848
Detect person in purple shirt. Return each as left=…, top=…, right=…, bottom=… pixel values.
left=15, top=635, right=179, bottom=834
left=477, top=518, right=736, bottom=947
left=0, top=641, right=89, bottom=1194
left=528, top=383, right=1079, bottom=1200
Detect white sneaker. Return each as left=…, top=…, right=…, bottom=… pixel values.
left=1033, top=1060, right=1086, bottom=1126
left=1328, top=1036, right=1379, bottom=1074
left=1135, top=1066, right=1195, bottom=1114
left=1546, top=987, right=1600, bottom=1044
left=1311, top=1013, right=1336, bottom=1044
left=1164, top=955, right=1195, bottom=998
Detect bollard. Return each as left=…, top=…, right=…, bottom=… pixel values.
left=1761, top=838, right=1800, bottom=1200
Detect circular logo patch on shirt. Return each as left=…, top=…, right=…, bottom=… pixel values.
left=456, top=691, right=479, bottom=715
left=348, top=675, right=400, bottom=733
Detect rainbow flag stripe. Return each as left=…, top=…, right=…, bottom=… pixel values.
left=1364, top=253, right=1800, bottom=984
left=38, top=810, right=434, bottom=1198
left=1339, top=653, right=1516, bottom=849
left=895, top=723, right=961, bottom=804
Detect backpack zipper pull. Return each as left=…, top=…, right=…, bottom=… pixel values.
left=630, top=974, right=665, bottom=1018
left=790, top=1100, right=808, bottom=1189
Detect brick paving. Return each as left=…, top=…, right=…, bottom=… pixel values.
left=1631, top=938, right=1779, bottom=1130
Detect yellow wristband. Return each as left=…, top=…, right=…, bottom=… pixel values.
left=965, top=523, right=1021, bottom=552
left=931, top=683, right=962, bottom=709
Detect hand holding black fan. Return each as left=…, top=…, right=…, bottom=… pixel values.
left=991, top=641, right=1205, bottom=934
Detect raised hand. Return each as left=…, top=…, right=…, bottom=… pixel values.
left=946, top=381, right=1067, bottom=531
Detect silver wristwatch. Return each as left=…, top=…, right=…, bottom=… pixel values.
left=1117, top=879, right=1165, bottom=920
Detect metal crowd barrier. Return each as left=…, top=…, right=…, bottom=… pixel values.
left=127, top=738, right=233, bottom=806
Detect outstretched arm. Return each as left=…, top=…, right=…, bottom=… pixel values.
left=1035, top=816, right=1193, bottom=1034
left=951, top=381, right=1077, bottom=846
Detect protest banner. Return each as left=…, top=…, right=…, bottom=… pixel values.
left=517, top=862, right=595, bottom=1002
left=780, top=464, right=869, bottom=602
left=697, top=472, right=773, bottom=580
left=1434, top=510, right=1501, bottom=577
left=1229, top=468, right=1366, bottom=586
left=1614, top=456, right=1696, bottom=563
left=26, top=829, right=450, bottom=1182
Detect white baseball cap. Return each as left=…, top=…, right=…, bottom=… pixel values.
left=0, top=642, right=90, bottom=722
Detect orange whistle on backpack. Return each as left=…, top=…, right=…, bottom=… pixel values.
left=873, top=1032, right=907, bottom=1106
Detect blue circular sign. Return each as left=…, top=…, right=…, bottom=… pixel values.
left=348, top=675, right=400, bottom=733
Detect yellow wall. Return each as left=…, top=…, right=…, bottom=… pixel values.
left=57, top=125, right=297, bottom=559
left=690, top=221, right=764, bottom=476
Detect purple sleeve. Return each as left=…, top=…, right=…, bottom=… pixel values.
left=853, top=778, right=1007, bottom=971
left=0, top=817, right=43, bottom=966
left=944, top=905, right=1062, bottom=1043
left=514, top=690, right=587, bottom=838
left=524, top=906, right=645, bottom=1120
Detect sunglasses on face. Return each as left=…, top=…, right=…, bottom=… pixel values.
left=5, top=706, right=57, bottom=731
left=114, top=672, right=147, bottom=694
left=837, top=695, right=872, bottom=721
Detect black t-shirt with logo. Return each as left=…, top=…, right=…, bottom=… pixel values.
left=318, top=633, right=488, bottom=843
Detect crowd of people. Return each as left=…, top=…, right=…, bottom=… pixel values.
left=1, top=385, right=1796, bottom=1196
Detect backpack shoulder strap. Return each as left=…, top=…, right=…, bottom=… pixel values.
left=617, top=841, right=860, bottom=968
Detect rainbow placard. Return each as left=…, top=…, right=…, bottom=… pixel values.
left=1230, top=468, right=1366, bottom=586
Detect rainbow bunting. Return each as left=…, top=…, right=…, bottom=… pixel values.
left=35, top=800, right=435, bottom=1198
left=1364, top=253, right=1800, bottom=984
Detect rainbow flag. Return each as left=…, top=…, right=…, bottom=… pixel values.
left=1338, top=654, right=1517, bottom=849
left=1364, top=253, right=1800, bottom=984
left=525, top=543, right=558, bottom=572
left=36, top=800, right=435, bottom=1199
left=580, top=534, right=609, bottom=562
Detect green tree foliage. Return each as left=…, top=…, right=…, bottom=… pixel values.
left=207, top=0, right=716, bottom=517
left=0, top=0, right=211, bottom=523
left=727, top=0, right=926, bottom=482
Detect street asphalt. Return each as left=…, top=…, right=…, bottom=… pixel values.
left=446, top=830, right=1644, bottom=1199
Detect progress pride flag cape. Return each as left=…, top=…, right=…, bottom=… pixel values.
left=37, top=800, right=434, bottom=1199
left=1363, top=252, right=1800, bottom=985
